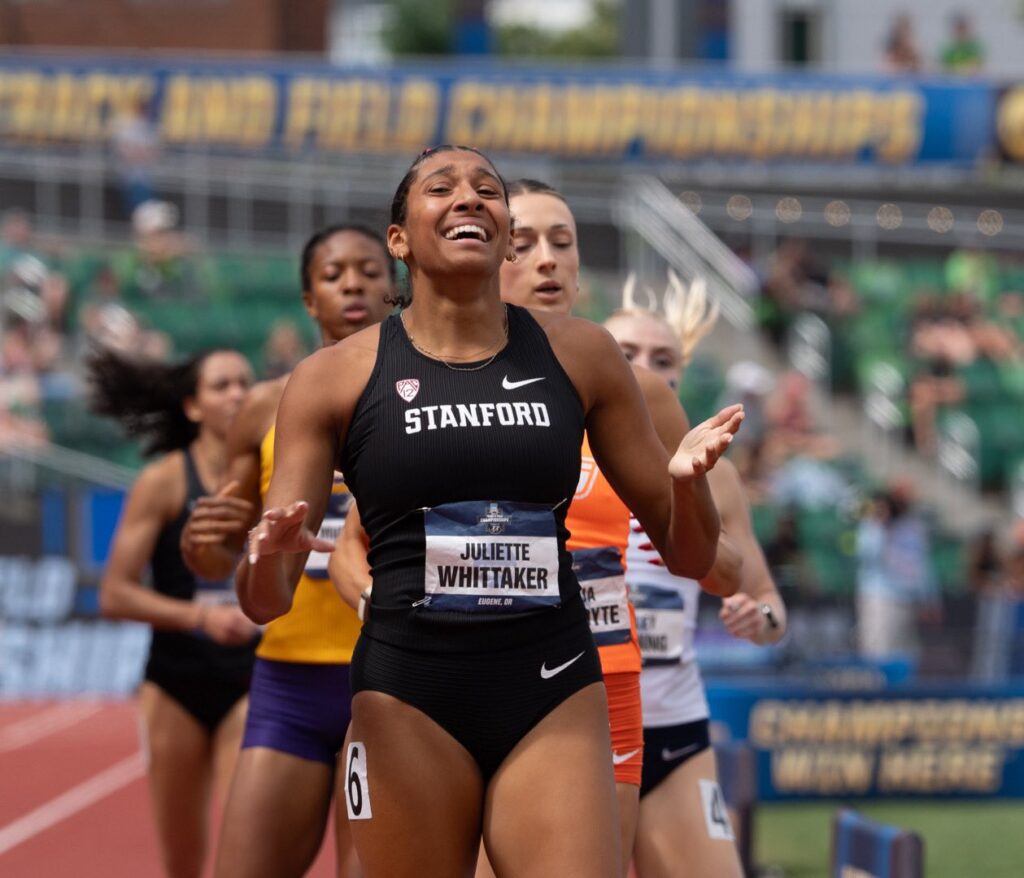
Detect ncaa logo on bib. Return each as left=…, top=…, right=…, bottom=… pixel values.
left=395, top=379, right=420, bottom=403
left=479, top=503, right=510, bottom=535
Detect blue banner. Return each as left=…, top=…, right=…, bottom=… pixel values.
left=0, top=53, right=998, bottom=166
left=707, top=680, right=1024, bottom=800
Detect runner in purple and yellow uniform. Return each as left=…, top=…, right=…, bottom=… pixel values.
left=181, top=224, right=395, bottom=878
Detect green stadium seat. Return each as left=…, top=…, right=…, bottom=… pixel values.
left=749, top=502, right=781, bottom=545
left=956, top=360, right=1002, bottom=401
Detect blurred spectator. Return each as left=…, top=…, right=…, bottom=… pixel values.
left=972, top=541, right=1024, bottom=682
left=111, top=97, right=161, bottom=218
left=966, top=528, right=1003, bottom=595
left=111, top=200, right=206, bottom=302
left=758, top=239, right=858, bottom=354
left=768, top=454, right=852, bottom=509
left=760, top=239, right=830, bottom=346
left=1007, top=545, right=1024, bottom=597
left=1, top=251, right=75, bottom=401
left=998, top=289, right=1024, bottom=323
left=945, top=247, right=999, bottom=304
left=731, top=436, right=771, bottom=503
left=721, top=359, right=774, bottom=446
left=882, top=13, right=922, bottom=74
left=763, top=370, right=841, bottom=462
left=907, top=293, right=969, bottom=455
left=855, top=480, right=940, bottom=661
left=0, top=210, right=70, bottom=331
left=0, top=316, right=49, bottom=448
left=77, top=264, right=170, bottom=360
left=0, top=208, right=42, bottom=273
left=907, top=290, right=1021, bottom=455
left=940, top=13, right=984, bottom=74
left=262, top=319, right=309, bottom=379
left=763, top=506, right=812, bottom=597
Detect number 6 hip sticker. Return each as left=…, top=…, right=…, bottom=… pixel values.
left=345, top=742, right=373, bottom=820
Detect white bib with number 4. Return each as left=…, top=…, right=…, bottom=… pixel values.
left=700, top=779, right=734, bottom=841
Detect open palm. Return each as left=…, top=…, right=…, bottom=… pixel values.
left=668, top=404, right=744, bottom=481
left=248, top=501, right=334, bottom=563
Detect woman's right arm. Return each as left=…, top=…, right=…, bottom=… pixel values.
left=101, top=459, right=203, bottom=631
left=239, top=336, right=377, bottom=624
left=180, top=383, right=277, bottom=579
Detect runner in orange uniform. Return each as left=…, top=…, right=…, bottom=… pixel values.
left=496, top=179, right=736, bottom=876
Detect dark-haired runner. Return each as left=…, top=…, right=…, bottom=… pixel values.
left=244, top=146, right=741, bottom=877
left=181, top=225, right=395, bottom=878
left=95, top=346, right=257, bottom=878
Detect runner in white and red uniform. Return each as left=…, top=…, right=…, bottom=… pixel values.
left=605, top=273, right=788, bottom=878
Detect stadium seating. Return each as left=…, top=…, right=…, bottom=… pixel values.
left=45, top=245, right=315, bottom=467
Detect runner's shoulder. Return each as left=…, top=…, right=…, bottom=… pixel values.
left=303, top=325, right=381, bottom=382
left=285, top=325, right=382, bottom=411
left=234, top=376, right=288, bottom=444
left=130, top=451, right=186, bottom=519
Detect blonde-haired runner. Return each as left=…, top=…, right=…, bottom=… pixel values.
left=606, top=271, right=787, bottom=878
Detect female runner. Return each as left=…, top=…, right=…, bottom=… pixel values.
left=95, top=345, right=258, bottom=878
left=329, top=178, right=724, bottom=877
left=243, top=146, right=742, bottom=878
left=180, top=224, right=395, bottom=878
left=604, top=273, right=787, bottom=878
left=492, top=178, right=738, bottom=876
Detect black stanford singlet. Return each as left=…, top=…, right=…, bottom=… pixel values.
left=342, top=304, right=588, bottom=652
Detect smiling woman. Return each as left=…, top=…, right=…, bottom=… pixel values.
left=239, top=145, right=741, bottom=877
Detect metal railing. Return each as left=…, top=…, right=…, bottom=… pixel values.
left=0, top=442, right=137, bottom=494
left=616, top=176, right=758, bottom=329
left=4, top=141, right=1023, bottom=260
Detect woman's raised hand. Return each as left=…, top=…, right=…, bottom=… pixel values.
left=247, top=501, right=335, bottom=565
left=668, top=404, right=744, bottom=481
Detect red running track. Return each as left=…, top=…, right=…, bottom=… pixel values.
left=0, top=700, right=337, bottom=878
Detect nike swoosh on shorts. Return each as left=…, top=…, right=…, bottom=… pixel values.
left=540, top=651, right=585, bottom=679
left=612, top=748, right=641, bottom=765
left=502, top=376, right=546, bottom=390
left=662, top=743, right=699, bottom=762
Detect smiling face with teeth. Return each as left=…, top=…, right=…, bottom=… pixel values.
left=388, top=148, right=512, bottom=283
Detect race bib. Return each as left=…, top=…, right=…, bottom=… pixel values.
left=573, top=547, right=631, bottom=646
left=194, top=575, right=238, bottom=607
left=423, top=501, right=561, bottom=612
left=305, top=472, right=352, bottom=579
left=631, top=582, right=686, bottom=665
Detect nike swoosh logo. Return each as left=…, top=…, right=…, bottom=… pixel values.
left=612, top=748, right=640, bottom=765
left=502, top=376, right=546, bottom=390
left=540, top=651, right=585, bottom=680
left=662, top=743, right=700, bottom=762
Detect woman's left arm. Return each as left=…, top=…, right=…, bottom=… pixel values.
left=711, top=459, right=788, bottom=645
left=552, top=317, right=742, bottom=581
left=632, top=367, right=739, bottom=592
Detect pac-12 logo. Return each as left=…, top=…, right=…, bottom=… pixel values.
left=479, top=503, right=511, bottom=535
left=395, top=379, right=420, bottom=402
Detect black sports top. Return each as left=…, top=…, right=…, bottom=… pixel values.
left=146, top=450, right=258, bottom=677
left=342, top=304, right=588, bottom=652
